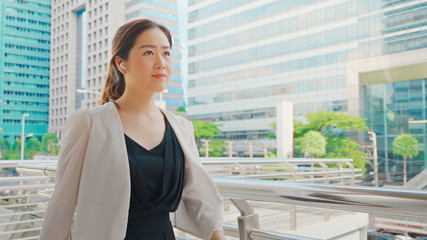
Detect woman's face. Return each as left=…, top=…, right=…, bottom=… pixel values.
left=121, top=27, right=173, bottom=94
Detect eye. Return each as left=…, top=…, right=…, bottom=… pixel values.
left=143, top=50, right=153, bottom=55
left=164, top=51, right=171, bottom=56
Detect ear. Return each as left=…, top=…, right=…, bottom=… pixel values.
left=114, top=56, right=126, bottom=73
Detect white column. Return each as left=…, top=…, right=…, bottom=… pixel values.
left=276, top=101, right=293, bottom=158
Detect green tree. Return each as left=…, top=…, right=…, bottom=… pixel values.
left=327, top=138, right=368, bottom=173
left=300, top=131, right=326, bottom=158
left=42, top=133, right=59, bottom=154
left=174, top=106, right=187, bottom=118
left=192, top=120, right=222, bottom=139
left=24, top=138, right=42, bottom=159
left=0, top=139, right=11, bottom=160
left=267, top=122, right=276, bottom=139
left=176, top=106, right=186, bottom=112
left=294, top=110, right=367, bottom=135
left=294, top=110, right=369, bottom=174
left=199, top=139, right=226, bottom=157
left=192, top=120, right=225, bottom=157
left=392, top=134, right=419, bottom=185
left=6, top=139, right=22, bottom=160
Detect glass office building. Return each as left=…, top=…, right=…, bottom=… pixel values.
left=363, top=79, right=427, bottom=178
left=0, top=0, right=51, bottom=142
left=187, top=0, right=427, bottom=175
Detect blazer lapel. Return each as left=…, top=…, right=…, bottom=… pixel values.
left=108, top=100, right=195, bottom=169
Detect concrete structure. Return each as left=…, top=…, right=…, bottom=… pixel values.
left=276, top=101, right=293, bottom=158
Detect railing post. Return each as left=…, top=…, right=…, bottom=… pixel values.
left=346, top=161, right=355, bottom=185
left=287, top=163, right=297, bottom=181
left=290, top=205, right=297, bottom=230
left=288, top=163, right=298, bottom=230
left=318, top=162, right=329, bottom=184
left=223, top=198, right=230, bottom=212
left=318, top=162, right=330, bottom=221
left=230, top=198, right=259, bottom=240
left=338, top=163, right=344, bottom=185
left=234, top=163, right=246, bottom=178
left=227, top=166, right=232, bottom=176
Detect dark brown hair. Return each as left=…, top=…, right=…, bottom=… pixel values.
left=99, top=19, right=173, bottom=105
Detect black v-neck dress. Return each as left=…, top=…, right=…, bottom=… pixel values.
left=123, top=112, right=185, bottom=240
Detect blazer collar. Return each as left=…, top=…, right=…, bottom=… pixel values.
left=105, top=100, right=196, bottom=163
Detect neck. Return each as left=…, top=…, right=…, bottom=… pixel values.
left=113, top=88, right=161, bottom=119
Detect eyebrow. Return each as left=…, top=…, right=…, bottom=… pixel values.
left=139, top=44, right=170, bottom=49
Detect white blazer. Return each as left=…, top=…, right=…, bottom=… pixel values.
left=38, top=101, right=224, bottom=240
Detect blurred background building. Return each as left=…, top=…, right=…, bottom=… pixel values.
left=186, top=0, right=427, bottom=178
left=0, top=0, right=51, bottom=142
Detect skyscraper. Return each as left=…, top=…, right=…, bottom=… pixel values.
left=187, top=0, right=427, bottom=176
left=49, top=0, right=185, bottom=141
left=0, top=0, right=51, bottom=142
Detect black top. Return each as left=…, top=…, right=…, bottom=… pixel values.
left=124, top=112, right=185, bottom=240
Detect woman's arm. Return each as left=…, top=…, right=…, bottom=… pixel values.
left=38, top=109, right=92, bottom=240
left=172, top=118, right=225, bottom=240
left=187, top=120, right=226, bottom=240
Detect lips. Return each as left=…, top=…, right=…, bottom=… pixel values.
left=152, top=74, right=166, bottom=79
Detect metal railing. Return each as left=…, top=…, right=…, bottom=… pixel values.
left=405, top=167, right=427, bottom=190
left=27, top=157, right=363, bottom=184
left=2, top=159, right=426, bottom=239
left=0, top=160, right=57, bottom=239
left=200, top=158, right=363, bottom=186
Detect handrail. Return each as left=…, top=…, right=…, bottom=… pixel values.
left=0, top=160, right=58, bottom=168
left=14, top=159, right=362, bottom=182
left=213, top=177, right=427, bottom=220
left=199, top=157, right=355, bottom=164
left=15, top=157, right=355, bottom=164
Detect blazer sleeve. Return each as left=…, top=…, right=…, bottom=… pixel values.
left=174, top=119, right=224, bottom=240
left=38, top=108, right=92, bottom=240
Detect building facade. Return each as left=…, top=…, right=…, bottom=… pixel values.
left=0, top=0, right=51, bottom=142
left=187, top=0, right=427, bottom=175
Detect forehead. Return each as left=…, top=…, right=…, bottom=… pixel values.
left=134, top=27, right=170, bottom=48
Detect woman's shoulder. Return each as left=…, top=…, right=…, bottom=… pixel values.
left=162, top=108, right=192, bottom=127
left=65, top=107, right=91, bottom=124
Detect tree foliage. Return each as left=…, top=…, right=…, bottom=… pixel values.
left=24, top=138, right=42, bottom=159
left=392, top=134, right=419, bottom=185
left=300, top=130, right=326, bottom=158
left=0, top=132, right=60, bottom=160
left=392, top=134, right=419, bottom=160
left=192, top=120, right=222, bottom=139
left=294, top=110, right=369, bottom=174
left=192, top=120, right=226, bottom=157
left=41, top=133, right=59, bottom=154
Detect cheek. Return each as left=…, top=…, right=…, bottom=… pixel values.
left=166, top=59, right=174, bottom=71
left=132, top=58, right=151, bottom=71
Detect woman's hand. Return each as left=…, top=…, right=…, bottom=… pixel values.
left=210, top=230, right=226, bottom=240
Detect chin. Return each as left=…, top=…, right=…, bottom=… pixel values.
left=153, top=85, right=167, bottom=92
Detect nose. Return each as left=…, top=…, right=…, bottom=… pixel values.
left=154, top=54, right=166, bottom=69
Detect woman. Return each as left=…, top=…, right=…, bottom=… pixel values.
left=39, top=19, right=225, bottom=240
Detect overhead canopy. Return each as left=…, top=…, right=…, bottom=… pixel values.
left=359, top=62, right=427, bottom=85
